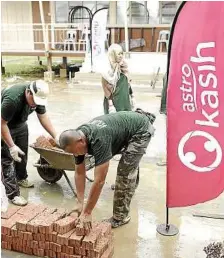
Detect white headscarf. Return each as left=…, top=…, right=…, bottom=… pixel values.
left=101, top=44, right=129, bottom=90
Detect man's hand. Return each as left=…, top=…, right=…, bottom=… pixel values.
left=76, top=212, right=92, bottom=233
left=9, top=145, right=25, bottom=162
left=37, top=113, right=57, bottom=139
left=47, top=135, right=60, bottom=147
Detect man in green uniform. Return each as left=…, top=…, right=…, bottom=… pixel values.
left=1, top=80, right=58, bottom=206
left=59, top=110, right=155, bottom=229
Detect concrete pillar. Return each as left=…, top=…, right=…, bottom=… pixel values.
left=109, top=1, right=117, bottom=44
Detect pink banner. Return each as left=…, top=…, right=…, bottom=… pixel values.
left=167, top=2, right=224, bottom=207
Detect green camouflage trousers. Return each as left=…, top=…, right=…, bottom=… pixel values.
left=113, top=121, right=154, bottom=221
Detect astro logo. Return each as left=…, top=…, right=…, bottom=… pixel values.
left=178, top=41, right=222, bottom=173
left=178, top=131, right=222, bottom=172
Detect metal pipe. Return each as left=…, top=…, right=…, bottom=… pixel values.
left=124, top=1, right=129, bottom=53
left=62, top=171, right=77, bottom=197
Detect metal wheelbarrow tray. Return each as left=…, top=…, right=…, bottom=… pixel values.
left=30, top=145, right=95, bottom=197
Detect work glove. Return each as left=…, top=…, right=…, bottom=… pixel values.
left=131, top=96, right=137, bottom=111
left=109, top=105, right=116, bottom=114
left=9, top=145, right=25, bottom=162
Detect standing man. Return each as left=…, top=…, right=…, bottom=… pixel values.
left=1, top=80, right=58, bottom=206
left=59, top=110, right=155, bottom=229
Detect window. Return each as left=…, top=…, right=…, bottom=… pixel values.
left=55, top=1, right=109, bottom=23
left=159, top=1, right=180, bottom=24
left=116, top=1, right=149, bottom=24
left=116, top=1, right=180, bottom=25
left=55, top=2, right=69, bottom=23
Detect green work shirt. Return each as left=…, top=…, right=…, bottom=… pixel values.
left=104, top=73, right=132, bottom=114
left=1, top=83, right=46, bottom=129
left=76, top=111, right=152, bottom=166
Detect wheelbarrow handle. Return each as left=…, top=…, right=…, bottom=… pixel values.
left=33, top=163, right=53, bottom=169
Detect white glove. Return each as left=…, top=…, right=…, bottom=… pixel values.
left=109, top=105, right=116, bottom=114
left=9, top=145, right=25, bottom=162
left=131, top=96, right=137, bottom=111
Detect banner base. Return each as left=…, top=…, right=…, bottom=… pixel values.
left=156, top=224, right=179, bottom=236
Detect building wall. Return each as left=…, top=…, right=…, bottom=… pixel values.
left=1, top=1, right=34, bottom=50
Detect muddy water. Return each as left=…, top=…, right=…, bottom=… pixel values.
left=2, top=80, right=224, bottom=258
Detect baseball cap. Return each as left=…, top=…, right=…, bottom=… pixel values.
left=30, top=80, right=49, bottom=106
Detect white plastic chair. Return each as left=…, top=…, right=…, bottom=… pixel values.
left=156, top=30, right=170, bottom=52
left=78, top=25, right=91, bottom=51
left=64, top=29, right=77, bottom=51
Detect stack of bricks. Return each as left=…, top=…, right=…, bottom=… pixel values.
left=1, top=204, right=114, bottom=258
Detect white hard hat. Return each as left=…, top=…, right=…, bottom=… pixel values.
left=30, top=80, right=49, bottom=106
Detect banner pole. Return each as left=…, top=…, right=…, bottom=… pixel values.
left=156, top=115, right=178, bottom=236
left=157, top=206, right=179, bottom=236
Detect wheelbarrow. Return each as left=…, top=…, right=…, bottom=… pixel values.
left=30, top=145, right=95, bottom=197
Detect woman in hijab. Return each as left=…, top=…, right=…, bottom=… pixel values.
left=101, top=44, right=139, bottom=190
left=101, top=44, right=136, bottom=114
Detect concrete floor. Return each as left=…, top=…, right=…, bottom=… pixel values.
left=2, top=80, right=224, bottom=258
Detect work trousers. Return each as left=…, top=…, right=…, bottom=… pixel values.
left=113, top=121, right=153, bottom=221
left=1, top=123, right=28, bottom=199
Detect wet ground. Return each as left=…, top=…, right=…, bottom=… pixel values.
left=2, top=80, right=224, bottom=258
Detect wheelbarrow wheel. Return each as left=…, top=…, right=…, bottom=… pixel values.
left=36, top=157, right=63, bottom=184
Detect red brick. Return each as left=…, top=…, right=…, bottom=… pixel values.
left=2, top=214, right=24, bottom=235
left=33, top=248, right=45, bottom=257
left=94, top=236, right=111, bottom=257
left=17, top=203, right=38, bottom=215
left=1, top=241, right=7, bottom=249
left=16, top=204, right=47, bottom=231
left=1, top=234, right=12, bottom=242
left=39, top=209, right=67, bottom=234
left=45, top=241, right=50, bottom=250
left=50, top=242, right=62, bottom=253
left=54, top=215, right=77, bottom=234
left=82, top=226, right=102, bottom=250
left=66, top=246, right=74, bottom=255
left=38, top=241, right=45, bottom=249
left=23, top=246, right=33, bottom=255
left=30, top=240, right=38, bottom=249
left=1, top=206, right=21, bottom=219
left=57, top=229, right=76, bottom=246
left=45, top=249, right=57, bottom=258
left=74, top=246, right=86, bottom=256
left=61, top=245, right=74, bottom=255
left=11, top=226, right=18, bottom=237
left=26, top=207, right=57, bottom=233
left=18, top=231, right=33, bottom=241
left=58, top=253, right=66, bottom=258
left=75, top=223, right=85, bottom=236
left=69, top=232, right=84, bottom=248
